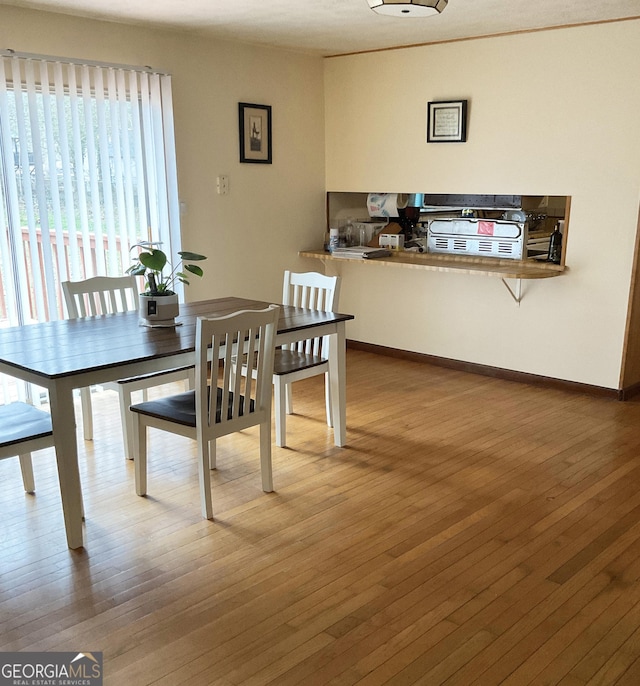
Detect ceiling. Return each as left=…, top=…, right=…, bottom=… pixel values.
left=2, top=0, right=639, bottom=56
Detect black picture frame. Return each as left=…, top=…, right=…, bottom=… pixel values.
left=427, top=100, right=468, bottom=143
left=238, top=102, right=272, bottom=164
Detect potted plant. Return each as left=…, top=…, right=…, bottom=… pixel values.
left=127, top=242, right=207, bottom=326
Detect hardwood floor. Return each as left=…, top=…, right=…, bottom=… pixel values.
left=3, top=349, right=640, bottom=685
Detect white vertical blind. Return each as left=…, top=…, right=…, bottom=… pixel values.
left=0, top=52, right=181, bottom=404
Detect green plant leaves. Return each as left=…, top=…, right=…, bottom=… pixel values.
left=178, top=251, right=207, bottom=262
left=139, top=249, right=168, bottom=272
left=129, top=245, right=206, bottom=294
left=184, top=264, right=204, bottom=277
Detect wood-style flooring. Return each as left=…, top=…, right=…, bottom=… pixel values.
left=3, top=349, right=640, bottom=685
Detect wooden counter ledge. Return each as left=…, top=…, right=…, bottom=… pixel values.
left=299, top=249, right=566, bottom=280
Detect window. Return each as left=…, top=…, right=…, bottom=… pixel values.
left=0, top=52, right=181, bottom=403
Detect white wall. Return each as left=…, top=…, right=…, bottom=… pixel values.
left=323, top=20, right=640, bottom=389
left=0, top=6, right=326, bottom=305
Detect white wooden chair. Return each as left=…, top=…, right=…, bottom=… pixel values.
left=130, top=305, right=279, bottom=520
left=62, top=275, right=194, bottom=460
left=266, top=270, right=341, bottom=447
left=0, top=401, right=54, bottom=494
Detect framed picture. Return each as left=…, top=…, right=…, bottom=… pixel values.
left=427, top=100, right=468, bottom=143
left=238, top=102, right=272, bottom=164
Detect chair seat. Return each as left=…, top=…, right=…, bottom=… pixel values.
left=0, top=402, right=53, bottom=448
left=273, top=349, right=327, bottom=376
left=115, top=365, right=194, bottom=385
left=130, top=388, right=254, bottom=427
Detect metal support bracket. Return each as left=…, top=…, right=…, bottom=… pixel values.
left=502, top=278, right=523, bottom=305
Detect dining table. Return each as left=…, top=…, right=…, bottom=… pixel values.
left=0, top=297, right=355, bottom=549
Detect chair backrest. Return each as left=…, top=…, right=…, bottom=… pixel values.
left=62, top=275, right=139, bottom=318
left=195, top=305, right=279, bottom=438
left=282, top=270, right=341, bottom=355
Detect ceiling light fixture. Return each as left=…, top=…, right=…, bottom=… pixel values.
left=367, top=0, right=447, bottom=17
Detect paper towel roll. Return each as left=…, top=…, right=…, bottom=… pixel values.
left=367, top=193, right=408, bottom=218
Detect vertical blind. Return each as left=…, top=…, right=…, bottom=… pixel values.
left=0, top=52, right=181, bottom=403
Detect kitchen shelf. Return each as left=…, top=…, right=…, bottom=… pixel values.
left=299, top=249, right=565, bottom=304
left=299, top=249, right=565, bottom=280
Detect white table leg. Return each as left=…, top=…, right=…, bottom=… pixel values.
left=328, top=322, right=347, bottom=447
left=49, top=380, right=84, bottom=549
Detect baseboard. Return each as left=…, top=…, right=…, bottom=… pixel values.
left=618, top=381, right=640, bottom=401
left=347, top=340, right=622, bottom=400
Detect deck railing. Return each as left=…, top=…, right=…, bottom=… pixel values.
left=0, top=227, right=124, bottom=326
left=1, top=227, right=125, bottom=404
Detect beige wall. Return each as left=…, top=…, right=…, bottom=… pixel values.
left=0, top=5, right=326, bottom=305
left=3, top=6, right=639, bottom=390
left=323, top=20, right=640, bottom=390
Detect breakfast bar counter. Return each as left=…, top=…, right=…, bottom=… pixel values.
left=299, top=249, right=566, bottom=280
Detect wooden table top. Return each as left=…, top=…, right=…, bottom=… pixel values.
left=0, top=297, right=354, bottom=381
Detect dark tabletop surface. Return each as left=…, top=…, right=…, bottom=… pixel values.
left=0, top=297, right=354, bottom=380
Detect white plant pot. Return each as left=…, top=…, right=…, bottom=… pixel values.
left=139, top=293, right=179, bottom=326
